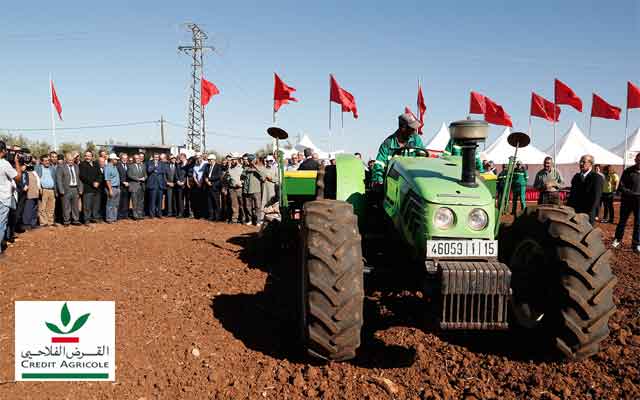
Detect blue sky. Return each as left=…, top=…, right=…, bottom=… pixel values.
left=0, top=0, right=638, bottom=158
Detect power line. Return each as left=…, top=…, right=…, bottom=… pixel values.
left=0, top=120, right=159, bottom=132
left=164, top=120, right=267, bottom=141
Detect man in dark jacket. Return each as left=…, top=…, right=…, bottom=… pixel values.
left=116, top=153, right=130, bottom=219
left=78, top=151, right=101, bottom=223
left=297, top=148, right=321, bottom=171
left=165, top=154, right=178, bottom=217
left=175, top=154, right=188, bottom=218
left=203, top=154, right=223, bottom=221
left=146, top=153, right=167, bottom=218
left=612, top=153, right=640, bottom=253
left=567, top=154, right=603, bottom=225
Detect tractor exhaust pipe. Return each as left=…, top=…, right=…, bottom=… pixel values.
left=449, top=120, right=489, bottom=187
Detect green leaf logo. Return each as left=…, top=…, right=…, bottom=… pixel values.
left=45, top=302, right=90, bottom=334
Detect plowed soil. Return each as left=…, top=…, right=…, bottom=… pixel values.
left=0, top=215, right=638, bottom=399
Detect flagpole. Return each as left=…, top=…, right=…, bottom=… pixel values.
left=417, top=77, right=420, bottom=122
left=589, top=116, right=592, bottom=139
left=553, top=100, right=557, bottom=164
left=273, top=101, right=276, bottom=125
left=49, top=72, right=57, bottom=151
left=624, top=102, right=629, bottom=168
left=328, top=75, right=332, bottom=134
left=528, top=115, right=532, bottom=138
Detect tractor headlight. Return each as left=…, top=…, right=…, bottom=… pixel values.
left=468, top=208, right=489, bottom=231
left=434, top=207, right=455, bottom=229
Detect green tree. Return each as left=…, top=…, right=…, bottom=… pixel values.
left=84, top=141, right=96, bottom=154
left=59, top=142, right=82, bottom=156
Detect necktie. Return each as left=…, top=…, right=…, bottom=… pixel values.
left=69, top=165, right=76, bottom=186
left=209, top=165, right=214, bottom=179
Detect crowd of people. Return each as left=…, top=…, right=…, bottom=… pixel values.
left=0, top=141, right=286, bottom=258
left=486, top=153, right=640, bottom=253
left=1, top=133, right=639, bottom=258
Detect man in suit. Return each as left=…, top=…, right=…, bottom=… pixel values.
left=127, top=154, right=147, bottom=220
left=567, top=154, right=603, bottom=225
left=203, top=154, right=223, bottom=221
left=78, top=151, right=101, bottom=223
left=175, top=153, right=188, bottom=218
left=96, top=156, right=107, bottom=221
left=56, top=153, right=83, bottom=226
left=146, top=153, right=167, bottom=218
left=116, top=153, right=130, bottom=219
left=165, top=154, right=178, bottom=217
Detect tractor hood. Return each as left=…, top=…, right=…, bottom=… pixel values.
left=389, top=156, right=493, bottom=206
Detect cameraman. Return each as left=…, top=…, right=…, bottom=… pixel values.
left=0, top=141, right=22, bottom=257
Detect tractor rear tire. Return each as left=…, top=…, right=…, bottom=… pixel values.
left=500, top=204, right=616, bottom=360
left=299, top=199, right=364, bottom=361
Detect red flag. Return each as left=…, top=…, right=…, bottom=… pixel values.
left=628, top=81, right=640, bottom=109
left=591, top=93, right=621, bottom=120
left=329, top=74, right=358, bottom=119
left=417, top=84, right=426, bottom=134
left=273, top=73, right=298, bottom=112
left=51, top=80, right=63, bottom=121
left=469, top=91, right=486, bottom=114
left=530, top=92, right=560, bottom=122
left=484, top=97, right=513, bottom=127
left=554, top=79, right=583, bottom=112
left=201, top=78, right=220, bottom=107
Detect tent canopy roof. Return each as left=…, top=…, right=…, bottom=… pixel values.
left=548, top=122, right=623, bottom=165
left=612, top=127, right=640, bottom=155
left=425, top=122, right=450, bottom=151
left=481, top=127, right=550, bottom=164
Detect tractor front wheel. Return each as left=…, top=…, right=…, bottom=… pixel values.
left=299, top=199, right=364, bottom=361
left=500, top=205, right=617, bottom=360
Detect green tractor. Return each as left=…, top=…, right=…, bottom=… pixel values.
left=266, top=120, right=616, bottom=362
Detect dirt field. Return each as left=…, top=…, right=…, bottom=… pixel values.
left=0, top=216, right=638, bottom=400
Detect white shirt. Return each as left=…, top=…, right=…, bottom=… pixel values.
left=0, top=159, right=18, bottom=206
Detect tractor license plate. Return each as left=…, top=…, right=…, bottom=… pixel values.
left=427, top=240, right=498, bottom=258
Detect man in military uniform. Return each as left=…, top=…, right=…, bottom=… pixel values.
left=533, top=156, right=563, bottom=205
left=371, top=112, right=424, bottom=185
left=511, top=161, right=528, bottom=215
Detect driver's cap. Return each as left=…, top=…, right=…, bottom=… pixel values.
left=399, top=112, right=421, bottom=130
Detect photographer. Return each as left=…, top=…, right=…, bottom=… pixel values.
left=0, top=141, right=23, bottom=257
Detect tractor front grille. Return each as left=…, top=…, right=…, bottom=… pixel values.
left=438, top=261, right=511, bottom=330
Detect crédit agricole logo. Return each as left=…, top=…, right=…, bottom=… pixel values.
left=16, top=301, right=115, bottom=381
left=46, top=302, right=90, bottom=342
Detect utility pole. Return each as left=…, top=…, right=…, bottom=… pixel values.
left=160, top=115, right=165, bottom=145
left=178, top=23, right=214, bottom=152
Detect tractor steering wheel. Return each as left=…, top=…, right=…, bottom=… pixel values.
left=392, top=146, right=429, bottom=158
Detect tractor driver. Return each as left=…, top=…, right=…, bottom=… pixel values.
left=371, top=112, right=424, bottom=186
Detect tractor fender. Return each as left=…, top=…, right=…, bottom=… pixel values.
left=335, top=154, right=366, bottom=222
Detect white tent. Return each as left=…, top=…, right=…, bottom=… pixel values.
left=611, top=127, right=640, bottom=165
left=295, top=134, right=318, bottom=152
left=292, top=133, right=343, bottom=160
left=482, top=127, right=550, bottom=164
left=425, top=122, right=450, bottom=151
left=547, top=122, right=624, bottom=182
left=481, top=127, right=550, bottom=185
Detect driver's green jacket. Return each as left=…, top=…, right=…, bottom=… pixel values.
left=372, top=130, right=424, bottom=184
left=443, top=138, right=484, bottom=172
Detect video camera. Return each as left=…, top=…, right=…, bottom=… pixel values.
left=6, top=146, right=33, bottom=166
